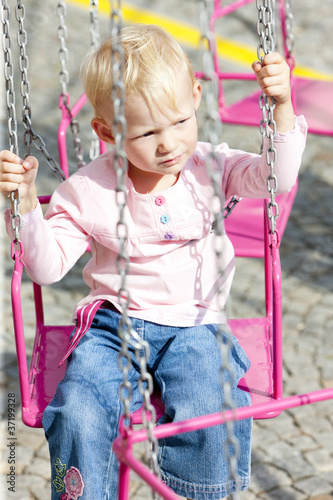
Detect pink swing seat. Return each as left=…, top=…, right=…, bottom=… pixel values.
left=11, top=184, right=296, bottom=427
left=216, top=78, right=333, bottom=137
left=197, top=0, right=333, bottom=136
left=12, top=14, right=299, bottom=424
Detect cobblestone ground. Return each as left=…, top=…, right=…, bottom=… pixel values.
left=1, top=1, right=333, bottom=499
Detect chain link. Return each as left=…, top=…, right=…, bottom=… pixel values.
left=14, top=0, right=66, bottom=181
left=15, top=0, right=30, bottom=156
left=1, top=0, right=18, bottom=155
left=2, top=0, right=21, bottom=243
left=256, top=0, right=279, bottom=234
left=10, top=189, right=22, bottom=243
left=89, top=0, right=100, bottom=49
left=89, top=0, right=101, bottom=162
left=256, top=0, right=276, bottom=59
left=109, top=2, right=161, bottom=496
left=222, top=195, right=242, bottom=220
left=197, top=1, right=241, bottom=497
left=57, top=0, right=86, bottom=169
left=57, top=0, right=69, bottom=98
left=284, top=0, right=294, bottom=56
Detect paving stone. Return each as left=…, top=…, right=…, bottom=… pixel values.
left=294, top=416, right=333, bottom=435
left=24, top=457, right=51, bottom=481
left=275, top=455, right=316, bottom=482
left=33, top=490, right=53, bottom=500
left=16, top=472, right=48, bottom=491
left=287, top=434, right=320, bottom=453
left=251, top=427, right=281, bottom=448
left=305, top=449, right=333, bottom=473
left=240, top=491, right=256, bottom=500
left=36, top=441, right=50, bottom=461
left=262, top=413, right=301, bottom=440
left=1, top=487, right=33, bottom=500
left=321, top=472, right=333, bottom=488
left=249, top=463, right=292, bottom=494
left=263, top=440, right=297, bottom=461
left=13, top=446, right=34, bottom=475
left=16, top=426, right=45, bottom=450
left=251, top=448, right=270, bottom=465
left=260, top=485, right=308, bottom=500
left=309, top=496, right=333, bottom=500
left=296, top=476, right=333, bottom=498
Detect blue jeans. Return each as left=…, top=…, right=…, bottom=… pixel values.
left=43, top=308, right=252, bottom=500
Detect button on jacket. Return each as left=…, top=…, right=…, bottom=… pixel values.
left=5, top=116, right=307, bottom=327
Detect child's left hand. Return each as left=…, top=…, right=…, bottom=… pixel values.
left=252, top=52, right=291, bottom=105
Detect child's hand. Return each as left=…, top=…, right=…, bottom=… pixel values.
left=252, top=52, right=291, bottom=105
left=0, top=150, right=39, bottom=213
left=252, top=52, right=295, bottom=133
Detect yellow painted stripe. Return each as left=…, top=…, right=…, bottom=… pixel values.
left=69, top=0, right=333, bottom=81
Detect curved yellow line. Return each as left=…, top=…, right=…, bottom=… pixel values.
left=69, top=0, right=333, bottom=81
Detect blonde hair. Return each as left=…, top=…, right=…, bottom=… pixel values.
left=81, top=24, right=196, bottom=117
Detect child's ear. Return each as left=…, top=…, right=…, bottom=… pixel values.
left=91, top=117, right=115, bottom=144
left=193, top=81, right=202, bottom=110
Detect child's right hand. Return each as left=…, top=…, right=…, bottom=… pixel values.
left=0, top=150, right=39, bottom=214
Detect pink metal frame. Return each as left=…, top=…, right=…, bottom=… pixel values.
left=195, top=0, right=333, bottom=136
left=114, top=387, right=333, bottom=500
left=8, top=1, right=333, bottom=496
left=11, top=242, right=72, bottom=427
left=58, top=92, right=107, bottom=177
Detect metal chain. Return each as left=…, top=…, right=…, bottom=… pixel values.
left=10, top=190, right=22, bottom=243
left=284, top=0, right=294, bottom=56
left=69, top=119, right=86, bottom=168
left=57, top=0, right=86, bottom=169
left=256, top=0, right=279, bottom=234
left=109, top=2, right=161, bottom=496
left=89, top=130, right=100, bottom=161
left=89, top=0, right=101, bottom=161
left=57, top=0, right=69, bottom=98
left=1, top=0, right=18, bottom=155
left=256, top=0, right=276, bottom=58
left=14, top=0, right=66, bottom=182
left=222, top=195, right=242, bottom=219
left=1, top=0, right=21, bottom=243
left=197, top=1, right=241, bottom=498
left=89, top=0, right=100, bottom=49
left=15, top=0, right=30, bottom=157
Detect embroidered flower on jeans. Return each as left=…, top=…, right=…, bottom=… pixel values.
left=64, top=467, right=84, bottom=499
left=60, top=494, right=70, bottom=500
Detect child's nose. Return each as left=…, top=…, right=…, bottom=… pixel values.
left=158, top=130, right=177, bottom=153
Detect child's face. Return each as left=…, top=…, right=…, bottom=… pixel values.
left=124, top=71, right=201, bottom=192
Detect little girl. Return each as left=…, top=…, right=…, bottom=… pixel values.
left=1, top=24, right=307, bottom=500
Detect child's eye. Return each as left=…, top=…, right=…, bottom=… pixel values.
left=142, top=131, right=154, bottom=137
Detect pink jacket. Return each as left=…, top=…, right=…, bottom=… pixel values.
left=5, top=116, right=307, bottom=328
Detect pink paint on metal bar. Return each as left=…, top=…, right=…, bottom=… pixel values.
left=11, top=247, right=30, bottom=417
left=58, top=92, right=107, bottom=175
left=118, top=389, right=333, bottom=449
left=212, top=0, right=255, bottom=22
left=114, top=388, right=333, bottom=499
left=58, top=93, right=88, bottom=177
left=269, top=230, right=283, bottom=400
left=195, top=72, right=256, bottom=81
left=200, top=0, right=333, bottom=136
left=114, top=434, right=179, bottom=500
